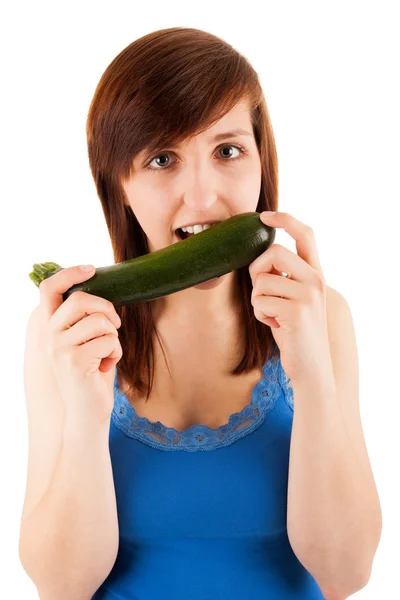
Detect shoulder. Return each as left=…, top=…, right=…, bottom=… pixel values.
left=325, top=284, right=357, bottom=383
left=326, top=284, right=347, bottom=308
left=325, top=285, right=355, bottom=346
left=25, top=304, right=44, bottom=338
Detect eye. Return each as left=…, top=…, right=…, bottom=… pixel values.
left=144, top=144, right=246, bottom=172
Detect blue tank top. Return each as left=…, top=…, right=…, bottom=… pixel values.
left=91, top=352, right=324, bottom=599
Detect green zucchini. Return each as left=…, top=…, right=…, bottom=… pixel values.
left=29, top=212, right=275, bottom=307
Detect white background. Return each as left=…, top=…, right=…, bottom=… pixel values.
left=1, top=1, right=398, bottom=598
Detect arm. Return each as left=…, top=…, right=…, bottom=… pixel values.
left=286, top=375, right=382, bottom=599
left=19, top=416, right=119, bottom=600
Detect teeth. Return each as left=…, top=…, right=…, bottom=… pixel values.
left=181, top=223, right=215, bottom=234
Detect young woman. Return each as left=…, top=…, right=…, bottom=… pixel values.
left=19, top=27, right=381, bottom=600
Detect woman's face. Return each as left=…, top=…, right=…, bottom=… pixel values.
left=122, top=98, right=262, bottom=253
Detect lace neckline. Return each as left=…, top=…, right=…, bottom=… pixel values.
left=111, top=352, right=290, bottom=452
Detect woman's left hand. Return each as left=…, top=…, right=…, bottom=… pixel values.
left=248, top=211, right=334, bottom=384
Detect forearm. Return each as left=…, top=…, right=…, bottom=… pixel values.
left=287, top=377, right=380, bottom=597
left=19, top=416, right=119, bottom=599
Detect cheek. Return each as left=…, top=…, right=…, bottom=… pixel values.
left=229, top=166, right=262, bottom=211
left=126, top=180, right=170, bottom=222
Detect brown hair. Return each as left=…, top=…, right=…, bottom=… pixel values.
left=86, top=27, right=279, bottom=402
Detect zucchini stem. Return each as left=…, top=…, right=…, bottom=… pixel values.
left=29, top=262, right=63, bottom=287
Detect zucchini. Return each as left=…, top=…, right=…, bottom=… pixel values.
left=29, top=212, right=275, bottom=307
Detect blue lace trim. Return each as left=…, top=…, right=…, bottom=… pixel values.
left=111, top=353, right=294, bottom=452
left=278, top=361, right=294, bottom=413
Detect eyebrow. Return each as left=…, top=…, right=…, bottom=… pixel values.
left=210, top=128, right=253, bottom=142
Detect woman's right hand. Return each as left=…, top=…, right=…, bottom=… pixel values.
left=38, top=265, right=123, bottom=427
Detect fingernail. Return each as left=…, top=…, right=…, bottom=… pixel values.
left=80, top=264, right=94, bottom=272
left=262, top=211, right=276, bottom=217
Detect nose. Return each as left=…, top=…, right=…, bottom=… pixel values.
left=180, top=164, right=219, bottom=211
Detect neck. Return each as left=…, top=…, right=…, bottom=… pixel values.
left=151, top=271, right=245, bottom=379
left=151, top=270, right=242, bottom=327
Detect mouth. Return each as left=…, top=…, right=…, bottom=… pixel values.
left=175, top=228, right=190, bottom=241
left=175, top=223, right=220, bottom=241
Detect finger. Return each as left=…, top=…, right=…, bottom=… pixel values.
left=51, top=294, right=121, bottom=333
left=39, top=265, right=96, bottom=321
left=251, top=244, right=312, bottom=285
left=260, top=212, right=324, bottom=274
left=253, top=272, right=299, bottom=301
